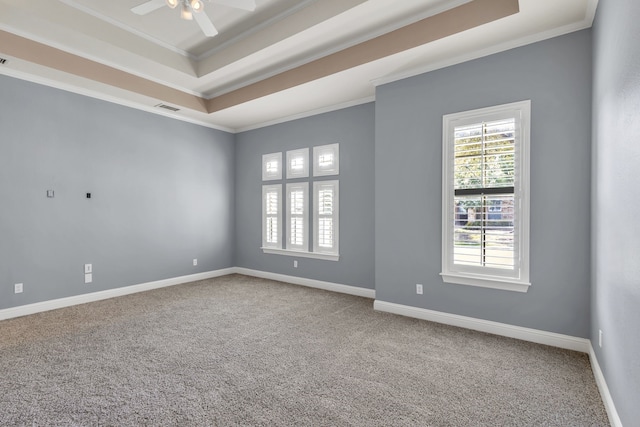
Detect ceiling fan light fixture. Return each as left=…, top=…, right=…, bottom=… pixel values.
left=190, top=0, right=203, bottom=13
left=180, top=3, right=193, bottom=20
left=165, top=0, right=178, bottom=9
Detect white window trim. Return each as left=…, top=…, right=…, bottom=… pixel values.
left=286, top=148, right=309, bottom=179
left=262, top=184, right=282, bottom=249
left=441, top=100, right=531, bottom=293
left=286, top=182, right=309, bottom=251
left=313, top=180, right=339, bottom=256
left=313, top=143, right=340, bottom=177
left=262, top=152, right=282, bottom=181
left=261, top=247, right=339, bottom=261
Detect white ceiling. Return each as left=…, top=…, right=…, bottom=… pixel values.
left=0, top=0, right=597, bottom=132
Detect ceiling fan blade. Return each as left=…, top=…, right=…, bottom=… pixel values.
left=210, top=0, right=256, bottom=12
left=132, top=0, right=166, bottom=15
left=194, top=11, right=219, bottom=37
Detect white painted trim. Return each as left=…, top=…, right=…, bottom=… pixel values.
left=589, top=344, right=624, bottom=427
left=235, top=96, right=375, bottom=133
left=0, top=268, right=235, bottom=322
left=234, top=267, right=374, bottom=299
left=373, top=300, right=590, bottom=353
left=261, top=248, right=339, bottom=262
left=57, top=0, right=195, bottom=59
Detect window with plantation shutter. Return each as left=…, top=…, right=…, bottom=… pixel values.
left=262, top=185, right=282, bottom=249
left=441, top=101, right=530, bottom=292
left=313, top=180, right=339, bottom=255
left=286, top=183, right=308, bottom=251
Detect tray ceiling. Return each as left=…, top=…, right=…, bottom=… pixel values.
left=0, top=0, right=597, bottom=132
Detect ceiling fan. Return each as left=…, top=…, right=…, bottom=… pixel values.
left=131, top=0, right=256, bottom=37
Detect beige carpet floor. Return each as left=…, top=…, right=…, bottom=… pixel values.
left=0, top=274, right=609, bottom=426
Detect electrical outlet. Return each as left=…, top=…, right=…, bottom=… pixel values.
left=14, top=283, right=23, bottom=294
left=85, top=273, right=93, bottom=284
left=599, top=329, right=603, bottom=348
left=84, top=263, right=92, bottom=274
left=294, top=260, right=298, bottom=268
left=416, top=284, right=423, bottom=295
left=193, top=259, right=198, bottom=266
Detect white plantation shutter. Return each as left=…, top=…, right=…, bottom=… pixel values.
left=313, top=144, right=339, bottom=176
left=286, top=182, right=308, bottom=250
left=262, top=152, right=282, bottom=181
left=314, top=181, right=339, bottom=255
left=286, top=148, right=309, bottom=179
left=262, top=185, right=282, bottom=248
left=442, top=101, right=530, bottom=292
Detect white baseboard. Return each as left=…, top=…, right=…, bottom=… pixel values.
left=373, top=300, right=590, bottom=353
left=233, top=267, right=376, bottom=299
left=589, top=344, right=623, bottom=427
left=0, top=268, right=235, bottom=322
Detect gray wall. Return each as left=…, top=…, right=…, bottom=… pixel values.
left=592, top=0, right=640, bottom=424
left=235, top=103, right=375, bottom=289
left=375, top=30, right=593, bottom=337
left=0, top=75, right=235, bottom=310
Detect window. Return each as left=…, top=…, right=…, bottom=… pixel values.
left=262, top=185, right=282, bottom=248
left=286, top=148, right=309, bottom=179
left=262, top=145, right=340, bottom=261
left=262, top=152, right=282, bottom=181
left=286, top=182, right=308, bottom=251
left=441, top=101, right=530, bottom=292
left=313, top=144, right=339, bottom=176
left=313, top=181, right=339, bottom=255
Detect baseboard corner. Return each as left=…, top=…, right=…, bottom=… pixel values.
left=588, top=343, right=623, bottom=427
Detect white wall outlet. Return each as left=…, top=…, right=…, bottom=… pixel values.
left=294, top=260, right=298, bottom=268
left=599, top=329, right=603, bottom=348
left=14, top=283, right=23, bottom=294
left=84, top=263, right=92, bottom=274
left=416, top=284, right=423, bottom=295
left=193, top=259, right=198, bottom=266
left=85, top=273, right=93, bottom=284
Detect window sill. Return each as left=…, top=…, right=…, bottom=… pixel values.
left=261, top=248, right=339, bottom=261
left=440, top=272, right=530, bottom=293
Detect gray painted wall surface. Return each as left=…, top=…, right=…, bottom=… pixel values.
left=375, top=30, right=593, bottom=337
left=235, top=103, right=375, bottom=289
left=592, top=0, right=640, bottom=424
left=0, top=75, right=235, bottom=310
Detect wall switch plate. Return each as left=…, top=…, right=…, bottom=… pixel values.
left=416, top=284, right=423, bottom=295
left=599, top=329, right=603, bottom=348
left=85, top=273, right=93, bottom=284
left=14, top=283, right=23, bottom=294
left=193, top=259, right=198, bottom=266
left=46, top=190, right=54, bottom=198
left=294, top=260, right=298, bottom=268
left=84, top=264, right=92, bottom=274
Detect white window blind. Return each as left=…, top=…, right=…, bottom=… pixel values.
left=442, top=101, right=530, bottom=292
left=313, top=180, right=339, bottom=255
left=262, top=184, right=282, bottom=248
left=286, top=182, right=308, bottom=251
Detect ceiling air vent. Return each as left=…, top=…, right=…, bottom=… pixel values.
left=155, top=103, right=180, bottom=112
left=0, top=58, right=7, bottom=65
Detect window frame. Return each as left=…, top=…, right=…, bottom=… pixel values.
left=262, top=152, right=282, bottom=181
left=286, top=148, right=309, bottom=179
left=440, top=100, right=531, bottom=293
left=313, top=144, right=340, bottom=177
left=313, top=180, right=339, bottom=256
left=262, top=184, right=282, bottom=249
left=286, top=182, right=309, bottom=251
